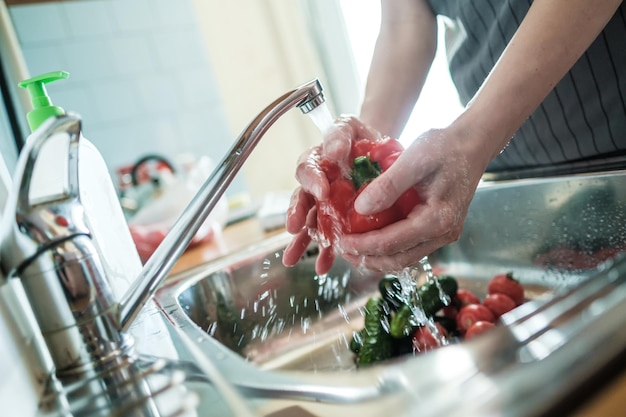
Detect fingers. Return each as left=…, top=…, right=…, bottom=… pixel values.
left=284, top=199, right=329, bottom=269
left=342, top=204, right=462, bottom=255
left=315, top=245, right=336, bottom=275
left=354, top=170, right=405, bottom=214
left=323, top=115, right=381, bottom=166
left=283, top=208, right=337, bottom=274
left=342, top=235, right=451, bottom=272
left=342, top=224, right=458, bottom=272
left=286, top=115, right=386, bottom=273
left=282, top=230, right=312, bottom=267
left=338, top=203, right=464, bottom=271
left=294, top=147, right=329, bottom=201
left=285, top=187, right=315, bottom=234
left=323, top=121, right=353, bottom=163
left=354, top=139, right=427, bottom=215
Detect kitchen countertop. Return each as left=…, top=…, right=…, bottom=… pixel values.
left=169, top=217, right=626, bottom=417
left=170, top=217, right=284, bottom=275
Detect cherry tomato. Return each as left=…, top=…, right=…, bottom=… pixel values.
left=465, top=321, right=496, bottom=340
left=456, top=304, right=495, bottom=333
left=456, top=289, right=481, bottom=306
left=483, top=293, right=516, bottom=318
left=441, top=305, right=458, bottom=320
left=488, top=273, right=525, bottom=305
left=412, top=323, right=447, bottom=353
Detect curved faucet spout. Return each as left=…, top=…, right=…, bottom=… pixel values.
left=119, top=79, right=325, bottom=330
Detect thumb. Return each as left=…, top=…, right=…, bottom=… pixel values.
left=353, top=152, right=419, bottom=215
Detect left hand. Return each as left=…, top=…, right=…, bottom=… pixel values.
left=282, top=116, right=382, bottom=274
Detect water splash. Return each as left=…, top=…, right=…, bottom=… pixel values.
left=420, top=256, right=451, bottom=306
left=397, top=266, right=428, bottom=326
left=395, top=257, right=451, bottom=347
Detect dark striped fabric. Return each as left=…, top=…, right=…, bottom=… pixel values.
left=426, top=0, right=626, bottom=173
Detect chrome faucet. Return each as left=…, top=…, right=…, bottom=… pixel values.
left=0, top=79, right=325, bottom=380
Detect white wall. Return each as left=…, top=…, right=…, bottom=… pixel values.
left=7, top=0, right=247, bottom=196
left=191, top=0, right=339, bottom=200
left=6, top=0, right=360, bottom=203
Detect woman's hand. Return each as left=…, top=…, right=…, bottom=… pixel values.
left=282, top=116, right=382, bottom=274
left=337, top=124, right=490, bottom=272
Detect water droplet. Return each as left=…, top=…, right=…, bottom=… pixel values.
left=301, top=317, right=311, bottom=334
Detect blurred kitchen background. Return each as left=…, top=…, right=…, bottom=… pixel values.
left=0, top=2, right=456, bottom=414
left=0, top=0, right=462, bottom=220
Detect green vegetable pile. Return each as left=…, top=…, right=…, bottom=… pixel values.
left=349, top=275, right=458, bottom=367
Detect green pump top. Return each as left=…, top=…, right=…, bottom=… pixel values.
left=18, top=70, right=69, bottom=132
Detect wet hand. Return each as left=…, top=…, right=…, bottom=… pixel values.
left=338, top=127, right=489, bottom=272
left=282, top=116, right=382, bottom=274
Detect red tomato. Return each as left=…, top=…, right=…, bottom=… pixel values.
left=412, top=323, right=447, bottom=353
left=483, top=293, right=516, bottom=318
left=456, top=289, right=481, bottom=306
left=441, top=305, right=458, bottom=320
left=465, top=321, right=496, bottom=340
left=456, top=304, right=495, bottom=333
left=488, top=273, right=525, bottom=305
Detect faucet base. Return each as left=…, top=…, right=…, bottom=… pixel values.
left=38, top=353, right=198, bottom=417
left=54, top=332, right=135, bottom=385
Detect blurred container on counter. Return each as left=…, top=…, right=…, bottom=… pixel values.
left=118, top=153, right=228, bottom=263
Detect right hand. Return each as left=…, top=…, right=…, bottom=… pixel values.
left=338, top=124, right=491, bottom=272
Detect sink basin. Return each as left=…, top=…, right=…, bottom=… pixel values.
left=156, top=170, right=626, bottom=416
left=177, top=240, right=381, bottom=371
left=175, top=238, right=555, bottom=372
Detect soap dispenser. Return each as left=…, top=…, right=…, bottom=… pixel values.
left=0, top=71, right=176, bottom=378
left=17, top=71, right=143, bottom=296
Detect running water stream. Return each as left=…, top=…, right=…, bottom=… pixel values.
left=306, top=101, right=335, bottom=134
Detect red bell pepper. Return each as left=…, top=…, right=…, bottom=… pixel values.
left=315, top=137, right=419, bottom=246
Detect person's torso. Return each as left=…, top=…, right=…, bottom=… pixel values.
left=427, top=0, right=626, bottom=175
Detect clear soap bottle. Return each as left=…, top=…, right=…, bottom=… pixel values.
left=18, top=71, right=142, bottom=296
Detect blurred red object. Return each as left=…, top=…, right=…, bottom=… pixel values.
left=129, top=223, right=219, bottom=263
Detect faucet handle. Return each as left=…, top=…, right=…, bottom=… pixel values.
left=0, top=114, right=89, bottom=276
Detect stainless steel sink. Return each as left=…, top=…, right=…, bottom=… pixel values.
left=156, top=170, right=626, bottom=416
left=173, top=238, right=554, bottom=373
